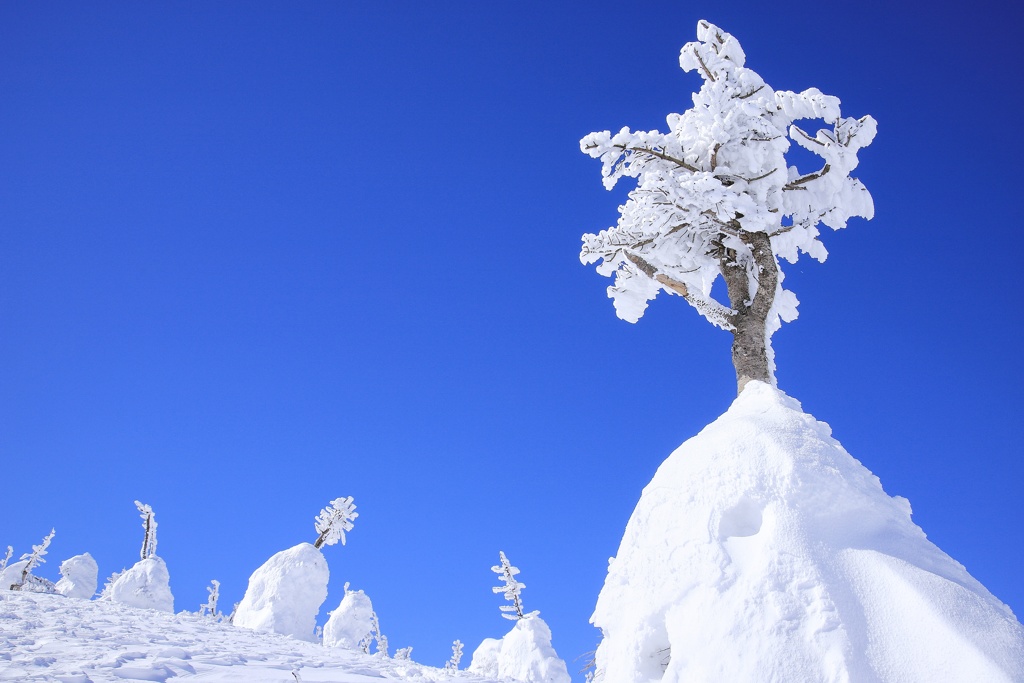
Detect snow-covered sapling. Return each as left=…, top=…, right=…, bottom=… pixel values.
left=492, top=551, right=526, bottom=620
left=135, top=500, right=157, bottom=560
left=199, top=579, right=221, bottom=617
left=55, top=552, right=99, bottom=599
left=394, top=646, right=413, bottom=661
left=0, top=546, right=12, bottom=573
left=446, top=640, right=464, bottom=673
left=581, top=21, right=875, bottom=394
left=11, top=529, right=56, bottom=592
left=313, top=496, right=358, bottom=549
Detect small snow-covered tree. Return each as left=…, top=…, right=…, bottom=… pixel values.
left=581, top=20, right=875, bottom=393
left=11, top=529, right=56, bottom=592
left=135, top=500, right=157, bottom=560
left=0, top=546, right=11, bottom=573
left=446, top=639, right=464, bottom=673
left=492, top=551, right=526, bottom=620
left=394, top=646, right=413, bottom=660
left=313, top=496, right=358, bottom=549
left=200, top=579, right=221, bottom=617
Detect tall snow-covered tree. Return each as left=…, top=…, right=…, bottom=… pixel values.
left=492, top=551, right=526, bottom=620
left=135, top=500, right=157, bottom=560
left=581, top=20, right=875, bottom=393
left=313, top=496, right=358, bottom=549
left=11, top=529, right=56, bottom=592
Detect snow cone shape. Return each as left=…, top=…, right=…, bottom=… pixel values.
left=591, top=382, right=1024, bottom=682
left=469, top=614, right=571, bottom=683
left=233, top=542, right=328, bottom=642
left=109, top=556, right=173, bottom=612
left=323, top=588, right=374, bottom=649
left=55, top=552, right=98, bottom=600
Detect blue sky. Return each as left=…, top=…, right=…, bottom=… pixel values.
left=1, top=0, right=1021, bottom=677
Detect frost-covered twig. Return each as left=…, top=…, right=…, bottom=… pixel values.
left=134, top=501, right=157, bottom=560
left=12, top=529, right=55, bottom=591
left=492, top=551, right=526, bottom=620
left=0, top=546, right=12, bottom=573
left=445, top=640, right=464, bottom=673
left=199, top=579, right=220, bottom=617
left=313, top=496, right=358, bottom=549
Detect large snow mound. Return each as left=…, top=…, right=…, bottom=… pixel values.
left=323, top=588, right=375, bottom=650
left=107, top=556, right=174, bottom=613
left=592, top=382, right=1024, bottom=683
left=234, top=542, right=329, bottom=642
left=468, top=614, right=571, bottom=683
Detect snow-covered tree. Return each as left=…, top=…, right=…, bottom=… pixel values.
left=581, top=20, right=875, bottom=393
left=55, top=552, right=99, bottom=600
left=200, top=579, right=221, bottom=617
left=0, top=546, right=12, bottom=573
left=446, top=639, right=464, bottom=673
left=492, top=551, right=526, bottom=620
left=313, top=496, right=358, bottom=549
left=135, top=500, right=157, bottom=560
left=9, top=529, right=56, bottom=592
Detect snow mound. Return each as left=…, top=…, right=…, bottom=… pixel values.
left=469, top=614, right=571, bottom=683
left=108, top=556, right=174, bottom=612
left=323, top=588, right=375, bottom=649
left=55, top=552, right=99, bottom=599
left=592, top=382, right=1024, bottom=682
left=233, top=542, right=328, bottom=642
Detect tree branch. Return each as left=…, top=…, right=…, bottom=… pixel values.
left=613, top=144, right=701, bottom=173
left=784, top=163, right=830, bottom=190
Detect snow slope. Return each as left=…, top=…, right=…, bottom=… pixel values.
left=0, top=591, right=503, bottom=683
left=591, top=382, right=1024, bottom=683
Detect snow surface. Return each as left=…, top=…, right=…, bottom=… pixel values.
left=55, top=553, right=98, bottom=600
left=233, top=542, right=329, bottom=642
left=106, top=556, right=173, bottom=613
left=591, top=381, right=1024, bottom=682
left=468, top=614, right=571, bottom=683
left=0, top=591, right=505, bottom=682
left=323, top=588, right=375, bottom=650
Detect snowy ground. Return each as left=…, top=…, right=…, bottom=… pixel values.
left=0, top=591, right=500, bottom=683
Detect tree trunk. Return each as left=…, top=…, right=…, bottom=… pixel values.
left=721, top=230, right=777, bottom=394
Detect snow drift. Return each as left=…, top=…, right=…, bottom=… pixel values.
left=469, top=614, right=571, bottom=683
left=323, top=588, right=375, bottom=649
left=107, top=556, right=173, bottom=612
left=234, top=542, right=328, bottom=642
left=592, top=382, right=1024, bottom=682
left=55, top=552, right=98, bottom=599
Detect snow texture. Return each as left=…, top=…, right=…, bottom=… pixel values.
left=107, top=556, right=174, bottom=613
left=323, top=588, right=375, bottom=650
left=468, top=614, right=571, bottom=683
left=0, top=560, right=29, bottom=591
left=0, top=591, right=506, bottom=682
left=233, top=542, right=328, bottom=642
left=55, top=552, right=99, bottom=600
left=591, top=382, right=1024, bottom=682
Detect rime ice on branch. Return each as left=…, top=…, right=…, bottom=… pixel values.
left=581, top=20, right=875, bottom=393
left=313, top=496, right=358, bottom=549
left=492, top=551, right=526, bottom=621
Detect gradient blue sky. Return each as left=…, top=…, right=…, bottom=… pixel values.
left=2, top=1, right=1022, bottom=677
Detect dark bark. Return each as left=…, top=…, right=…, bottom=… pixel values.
left=721, top=230, right=777, bottom=394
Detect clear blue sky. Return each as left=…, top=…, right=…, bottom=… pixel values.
left=1, top=1, right=1021, bottom=677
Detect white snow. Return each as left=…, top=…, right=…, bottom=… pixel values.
left=468, top=614, right=571, bottom=683
left=55, top=552, right=98, bottom=600
left=0, top=560, right=29, bottom=592
left=107, top=556, right=174, bottom=613
left=591, top=381, right=1024, bottom=682
left=0, top=591, right=505, bottom=682
left=233, top=542, right=329, bottom=642
left=323, top=588, right=375, bottom=650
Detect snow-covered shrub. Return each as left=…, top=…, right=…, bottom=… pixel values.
left=0, top=546, right=11, bottom=573
left=469, top=614, right=571, bottom=683
left=135, top=500, right=157, bottom=560
left=107, top=556, right=174, bottom=612
left=6, top=529, right=57, bottom=593
left=394, top=647, right=413, bottom=660
left=234, top=542, right=328, bottom=641
left=445, top=640, right=464, bottom=673
left=313, top=496, right=358, bottom=549
left=323, top=587, right=375, bottom=650
left=55, top=552, right=98, bottom=599
left=492, top=551, right=526, bottom=620
left=199, top=579, right=221, bottom=617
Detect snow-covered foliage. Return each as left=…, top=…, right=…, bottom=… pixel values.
left=446, top=639, right=464, bottom=672
left=200, top=578, right=221, bottom=617
left=234, top=542, right=329, bottom=642
left=55, top=552, right=99, bottom=600
left=314, top=496, right=358, bottom=549
left=323, top=587, right=375, bottom=650
left=107, top=556, right=174, bottom=612
left=591, top=382, right=1024, bottom=682
left=135, top=500, right=158, bottom=560
left=492, top=551, right=526, bottom=620
left=580, top=20, right=874, bottom=363
left=394, top=646, right=413, bottom=660
left=6, top=528, right=57, bottom=592
left=0, top=545, right=11, bottom=573
left=468, top=615, right=571, bottom=683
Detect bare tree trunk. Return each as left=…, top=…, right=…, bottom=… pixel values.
left=721, top=230, right=777, bottom=394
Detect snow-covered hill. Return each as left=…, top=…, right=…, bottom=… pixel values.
left=591, top=382, right=1024, bottom=682
left=0, top=591, right=501, bottom=683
